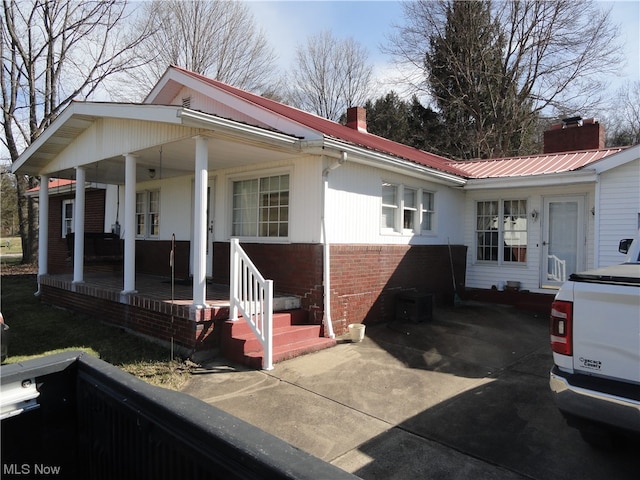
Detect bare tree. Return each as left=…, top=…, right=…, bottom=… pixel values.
left=1, top=0, right=153, bottom=263
left=385, top=0, right=623, bottom=158
left=128, top=0, right=277, bottom=95
left=289, top=31, right=373, bottom=122
left=604, top=81, right=640, bottom=147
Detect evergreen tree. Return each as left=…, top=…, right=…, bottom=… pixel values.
left=427, top=0, right=534, bottom=159
left=365, top=92, right=446, bottom=154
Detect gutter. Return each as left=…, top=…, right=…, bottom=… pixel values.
left=301, top=139, right=467, bottom=187
left=178, top=109, right=300, bottom=148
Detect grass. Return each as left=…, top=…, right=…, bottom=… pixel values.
left=0, top=274, right=193, bottom=390
left=0, top=236, right=22, bottom=255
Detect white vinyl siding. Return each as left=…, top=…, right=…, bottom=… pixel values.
left=597, top=158, right=640, bottom=267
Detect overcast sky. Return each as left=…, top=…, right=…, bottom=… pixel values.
left=246, top=0, right=640, bottom=100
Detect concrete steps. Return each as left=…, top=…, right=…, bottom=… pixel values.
left=221, top=310, right=336, bottom=369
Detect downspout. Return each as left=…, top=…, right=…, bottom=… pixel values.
left=321, top=151, right=347, bottom=339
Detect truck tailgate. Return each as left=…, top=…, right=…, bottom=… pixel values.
left=572, top=282, right=640, bottom=383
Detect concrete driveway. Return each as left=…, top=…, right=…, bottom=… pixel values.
left=182, top=303, right=639, bottom=479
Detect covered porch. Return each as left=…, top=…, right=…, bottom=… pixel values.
left=37, top=271, right=302, bottom=361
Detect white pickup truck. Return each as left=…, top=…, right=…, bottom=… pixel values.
left=549, top=234, right=640, bottom=448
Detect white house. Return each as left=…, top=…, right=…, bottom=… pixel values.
left=12, top=66, right=639, bottom=365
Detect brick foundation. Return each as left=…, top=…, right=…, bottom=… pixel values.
left=39, top=277, right=221, bottom=356
left=329, top=244, right=466, bottom=335
left=213, top=242, right=466, bottom=336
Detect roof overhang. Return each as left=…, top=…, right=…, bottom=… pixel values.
left=591, top=144, right=639, bottom=173
left=12, top=102, right=303, bottom=181
left=302, top=138, right=468, bottom=187
left=12, top=103, right=186, bottom=176
left=463, top=170, right=597, bottom=190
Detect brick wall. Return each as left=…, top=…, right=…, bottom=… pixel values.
left=212, top=242, right=325, bottom=322
left=213, top=242, right=466, bottom=336
left=136, top=240, right=190, bottom=279
left=329, top=244, right=466, bottom=335
left=48, top=190, right=106, bottom=273
left=40, top=283, right=218, bottom=354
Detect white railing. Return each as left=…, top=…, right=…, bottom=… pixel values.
left=229, top=238, right=274, bottom=370
left=547, top=254, right=567, bottom=282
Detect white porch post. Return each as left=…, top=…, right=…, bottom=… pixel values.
left=72, top=167, right=86, bottom=284
left=122, top=154, right=137, bottom=294
left=192, top=135, right=209, bottom=307
left=38, top=175, right=49, bottom=277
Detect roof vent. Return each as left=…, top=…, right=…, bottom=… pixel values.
left=182, top=96, right=191, bottom=109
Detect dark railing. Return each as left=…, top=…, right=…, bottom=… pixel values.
left=1, top=352, right=359, bottom=480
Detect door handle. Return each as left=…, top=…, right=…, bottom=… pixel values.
left=542, top=241, right=548, bottom=246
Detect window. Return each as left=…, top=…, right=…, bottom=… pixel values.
left=381, top=183, right=398, bottom=230
left=421, top=191, right=434, bottom=232
left=232, top=174, right=289, bottom=237
left=62, top=199, right=74, bottom=237
left=503, top=200, right=527, bottom=263
left=381, top=182, right=435, bottom=235
left=403, top=188, right=417, bottom=230
left=136, top=190, right=160, bottom=238
left=476, top=199, right=527, bottom=263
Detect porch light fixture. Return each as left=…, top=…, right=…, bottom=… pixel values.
left=148, top=168, right=156, bottom=179
left=531, top=209, right=539, bottom=222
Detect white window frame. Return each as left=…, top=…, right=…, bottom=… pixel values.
left=421, top=190, right=435, bottom=234
left=136, top=190, right=160, bottom=239
left=231, top=173, right=290, bottom=239
left=381, top=182, right=399, bottom=232
left=382, top=182, right=437, bottom=236
left=475, top=199, right=528, bottom=264
left=62, top=199, right=74, bottom=238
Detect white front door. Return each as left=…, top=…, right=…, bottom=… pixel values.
left=541, top=195, right=585, bottom=288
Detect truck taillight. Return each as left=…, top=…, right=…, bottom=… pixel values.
left=550, top=300, right=573, bottom=356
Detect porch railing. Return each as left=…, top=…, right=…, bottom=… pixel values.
left=230, top=238, right=274, bottom=370
left=547, top=254, right=567, bottom=282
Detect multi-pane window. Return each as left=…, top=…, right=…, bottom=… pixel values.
left=62, top=199, right=74, bottom=237
left=136, top=190, right=160, bottom=238
left=232, top=174, right=289, bottom=237
left=503, top=200, right=527, bottom=263
left=382, top=182, right=435, bottom=234
left=381, top=183, right=398, bottom=230
left=403, top=188, right=417, bottom=230
left=421, top=191, right=434, bottom=232
left=476, top=199, right=527, bottom=263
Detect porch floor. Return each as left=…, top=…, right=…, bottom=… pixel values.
left=45, top=272, right=232, bottom=307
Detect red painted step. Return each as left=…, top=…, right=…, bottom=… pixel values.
left=221, top=309, right=336, bottom=368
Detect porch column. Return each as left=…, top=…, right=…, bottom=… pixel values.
left=192, top=135, right=208, bottom=307
left=122, top=154, right=137, bottom=294
left=37, top=175, right=49, bottom=278
left=72, top=167, right=86, bottom=284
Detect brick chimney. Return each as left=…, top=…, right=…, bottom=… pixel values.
left=543, top=117, right=605, bottom=153
left=346, top=106, right=367, bottom=133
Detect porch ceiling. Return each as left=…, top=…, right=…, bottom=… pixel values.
left=58, top=134, right=303, bottom=185
left=13, top=102, right=303, bottom=184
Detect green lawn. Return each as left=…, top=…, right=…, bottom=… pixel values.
left=0, top=236, right=22, bottom=255
left=1, top=274, right=193, bottom=389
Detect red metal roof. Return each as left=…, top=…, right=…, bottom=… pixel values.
left=174, top=67, right=468, bottom=177
left=26, top=178, right=75, bottom=193
left=448, top=148, right=626, bottom=179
